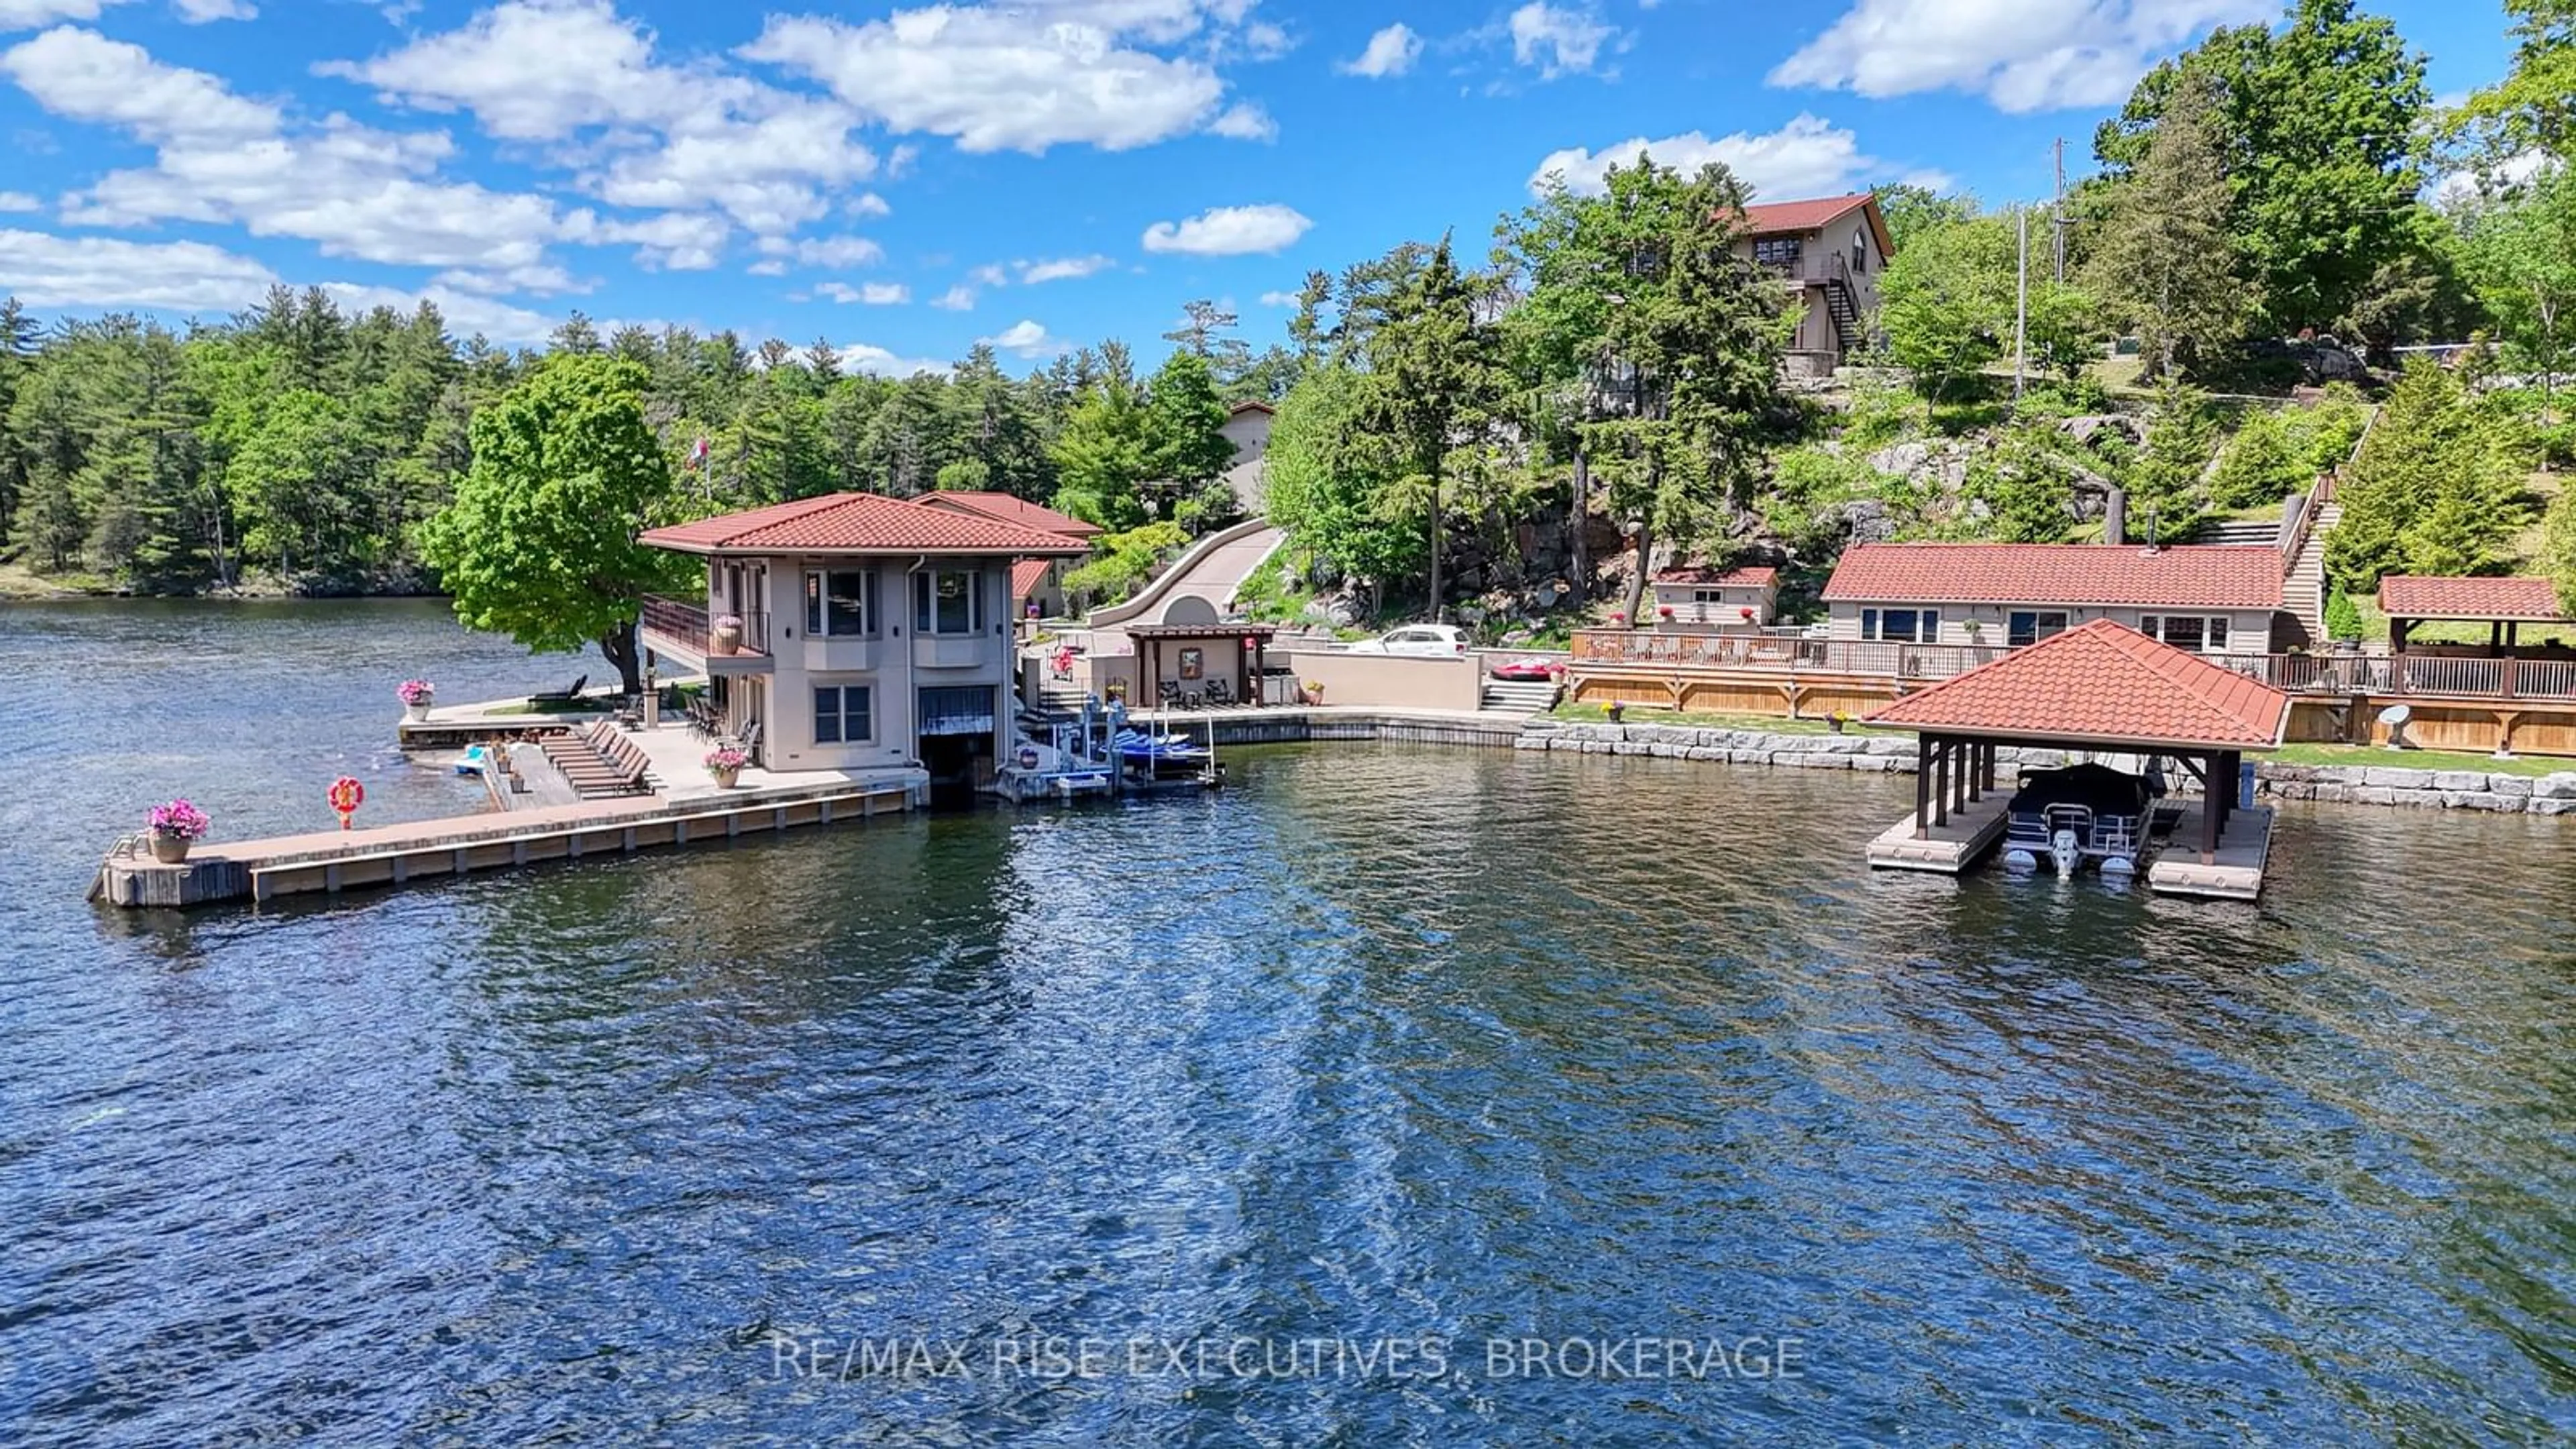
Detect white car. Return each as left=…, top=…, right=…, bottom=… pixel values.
left=1346, top=624, right=1469, bottom=656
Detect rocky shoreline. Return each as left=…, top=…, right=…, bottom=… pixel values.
left=1517, top=720, right=2576, bottom=816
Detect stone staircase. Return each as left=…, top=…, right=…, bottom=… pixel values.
left=1479, top=677, right=1562, bottom=714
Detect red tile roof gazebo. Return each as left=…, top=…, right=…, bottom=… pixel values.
left=1864, top=620, right=2290, bottom=864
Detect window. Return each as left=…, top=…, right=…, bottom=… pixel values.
left=1754, top=236, right=1802, bottom=269
left=2007, top=610, right=2069, bottom=647
left=913, top=570, right=982, bottom=635
left=804, top=569, right=874, bottom=637
left=2139, top=615, right=2231, bottom=652
left=812, top=684, right=872, bottom=745
left=1862, top=607, right=1938, bottom=643
left=1852, top=227, right=1869, bottom=272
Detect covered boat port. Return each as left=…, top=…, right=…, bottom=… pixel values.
left=1858, top=620, right=2294, bottom=900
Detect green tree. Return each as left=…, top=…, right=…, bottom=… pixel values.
left=2447, top=0, right=2576, bottom=165
left=1878, top=211, right=2096, bottom=399
left=2325, top=360, right=2530, bottom=591
left=2210, top=408, right=2306, bottom=511
left=417, top=356, right=695, bottom=694
left=2457, top=165, right=2576, bottom=408
left=1142, top=349, right=1235, bottom=492
left=1260, top=361, right=1416, bottom=604
left=1050, top=372, right=1154, bottom=531
left=1354, top=233, right=1497, bottom=617
left=2096, top=0, right=2431, bottom=339
left=1870, top=183, right=1976, bottom=254
left=2125, top=376, right=2220, bottom=541
left=2090, top=78, right=2257, bottom=376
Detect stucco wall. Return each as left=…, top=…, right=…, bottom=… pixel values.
left=1285, top=651, right=1483, bottom=712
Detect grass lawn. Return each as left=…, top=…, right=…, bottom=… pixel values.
left=1547, top=702, right=1896, bottom=735
left=2267, top=741, right=2575, bottom=777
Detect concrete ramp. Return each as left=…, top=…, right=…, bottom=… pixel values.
left=1089, top=518, right=1285, bottom=630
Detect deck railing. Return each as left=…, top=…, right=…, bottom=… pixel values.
left=1576, top=629, right=2576, bottom=703
left=641, top=596, right=769, bottom=655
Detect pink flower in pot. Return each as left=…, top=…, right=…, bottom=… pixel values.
left=1657, top=604, right=1674, bottom=619
left=1739, top=606, right=1756, bottom=623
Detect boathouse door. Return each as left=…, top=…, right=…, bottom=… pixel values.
left=916, top=686, right=998, bottom=807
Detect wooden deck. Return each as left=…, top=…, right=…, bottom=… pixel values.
left=1865, top=793, right=2013, bottom=873
left=93, top=776, right=918, bottom=909
left=2147, top=803, right=2275, bottom=901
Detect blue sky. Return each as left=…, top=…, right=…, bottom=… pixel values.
left=0, top=0, right=2519, bottom=371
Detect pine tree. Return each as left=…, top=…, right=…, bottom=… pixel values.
left=2089, top=79, right=2255, bottom=376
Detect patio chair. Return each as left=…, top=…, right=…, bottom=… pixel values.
left=731, top=720, right=763, bottom=767
left=531, top=673, right=588, bottom=704
left=1157, top=680, right=1185, bottom=708
left=1202, top=676, right=1236, bottom=707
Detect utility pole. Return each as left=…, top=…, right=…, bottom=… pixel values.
left=2051, top=137, right=2068, bottom=285
left=2015, top=207, right=2029, bottom=404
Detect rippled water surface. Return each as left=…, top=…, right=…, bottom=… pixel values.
left=4, top=600, right=2573, bottom=1445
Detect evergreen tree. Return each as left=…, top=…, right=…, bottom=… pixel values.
left=2090, top=78, right=2257, bottom=376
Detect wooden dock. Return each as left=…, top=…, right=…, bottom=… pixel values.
left=1866, top=793, right=2012, bottom=873
left=92, top=777, right=916, bottom=909
left=2146, top=802, right=2275, bottom=901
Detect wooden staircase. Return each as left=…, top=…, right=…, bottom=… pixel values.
left=1823, top=253, right=1860, bottom=356
left=2281, top=496, right=2341, bottom=644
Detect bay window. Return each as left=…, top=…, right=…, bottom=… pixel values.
left=913, top=569, right=983, bottom=635
left=804, top=569, right=875, bottom=637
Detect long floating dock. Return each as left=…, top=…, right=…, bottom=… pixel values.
left=92, top=779, right=914, bottom=909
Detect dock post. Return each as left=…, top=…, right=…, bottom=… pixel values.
left=1913, top=737, right=1932, bottom=838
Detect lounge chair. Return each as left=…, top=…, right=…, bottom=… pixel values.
left=531, top=673, right=589, bottom=704
left=1157, top=680, right=1186, bottom=709
left=1202, top=676, right=1236, bottom=706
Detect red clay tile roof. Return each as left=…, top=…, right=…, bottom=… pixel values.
left=914, top=490, right=1104, bottom=537
left=1822, top=543, right=2283, bottom=610
left=642, top=492, right=1092, bottom=557
left=2376, top=574, right=2567, bottom=622
left=1864, top=619, right=2289, bottom=750
left=1009, top=558, right=1053, bottom=600
left=1228, top=399, right=1275, bottom=416
left=1743, top=193, right=1872, bottom=233
left=1654, top=565, right=1780, bottom=586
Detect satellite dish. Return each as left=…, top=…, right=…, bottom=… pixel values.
left=2378, top=702, right=2413, bottom=751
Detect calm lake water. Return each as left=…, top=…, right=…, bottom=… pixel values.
left=3, top=600, right=2572, bottom=1445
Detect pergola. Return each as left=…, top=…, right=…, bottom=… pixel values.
left=1126, top=623, right=1281, bottom=708
left=2378, top=575, right=2571, bottom=654
left=1864, top=620, right=2291, bottom=865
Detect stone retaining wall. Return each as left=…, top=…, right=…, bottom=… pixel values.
left=1518, top=720, right=2576, bottom=816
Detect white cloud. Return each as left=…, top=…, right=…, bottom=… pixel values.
left=323, top=0, right=878, bottom=233
left=817, top=280, right=908, bottom=304
left=0, top=226, right=275, bottom=309
left=1018, top=254, right=1115, bottom=283
left=930, top=282, right=979, bottom=310
left=754, top=231, right=885, bottom=269
left=1140, top=201, right=1311, bottom=255
left=0, top=0, right=122, bottom=32
left=1507, top=2, right=1617, bottom=78
left=1257, top=288, right=1299, bottom=306
left=1529, top=114, right=1928, bottom=201
left=3, top=25, right=277, bottom=141
left=318, top=280, right=555, bottom=341
left=1338, top=22, right=1421, bottom=78
left=847, top=191, right=891, bottom=218
left=747, top=258, right=787, bottom=276
left=9, top=25, right=719, bottom=276
left=431, top=262, right=587, bottom=295
left=1208, top=101, right=1275, bottom=140
left=172, top=0, right=253, bottom=21
left=739, top=1, right=1273, bottom=153
left=1768, top=0, right=2269, bottom=113
left=0, top=189, right=38, bottom=210
left=979, top=317, right=1066, bottom=357
left=967, top=262, right=1008, bottom=286
left=838, top=340, right=951, bottom=377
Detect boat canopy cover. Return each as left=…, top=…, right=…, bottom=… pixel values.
left=2008, top=762, right=2152, bottom=817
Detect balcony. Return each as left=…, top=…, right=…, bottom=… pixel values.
left=640, top=596, right=773, bottom=674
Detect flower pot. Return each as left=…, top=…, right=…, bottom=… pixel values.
left=710, top=765, right=742, bottom=789
left=1301, top=684, right=1325, bottom=706
left=708, top=624, right=742, bottom=657
left=149, top=833, right=192, bottom=864
left=405, top=700, right=433, bottom=722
